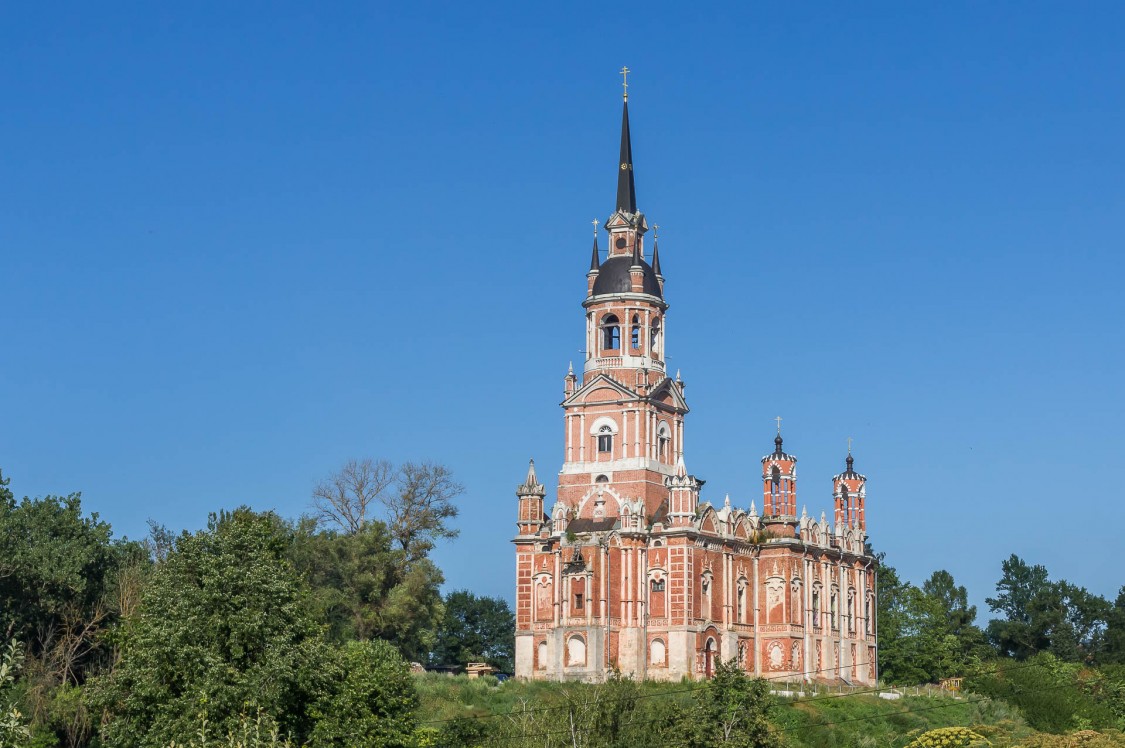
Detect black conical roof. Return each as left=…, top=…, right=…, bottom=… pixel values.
left=616, top=100, right=636, bottom=214
left=589, top=237, right=600, bottom=271
left=651, top=239, right=662, bottom=276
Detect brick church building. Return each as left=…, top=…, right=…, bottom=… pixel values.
left=513, top=82, right=879, bottom=683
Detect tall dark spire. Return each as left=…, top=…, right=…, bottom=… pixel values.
left=589, top=236, right=600, bottom=272
left=616, top=100, right=637, bottom=214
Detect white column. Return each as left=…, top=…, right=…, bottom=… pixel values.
left=752, top=555, right=761, bottom=676
left=804, top=557, right=813, bottom=682
left=600, top=547, right=608, bottom=622
left=553, top=551, right=561, bottom=625
left=579, top=413, right=586, bottom=462
left=567, top=415, right=573, bottom=463
left=634, top=410, right=641, bottom=461
left=623, top=546, right=632, bottom=626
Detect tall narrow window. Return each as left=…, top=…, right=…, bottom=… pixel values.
left=631, top=315, right=641, bottom=350
left=650, top=319, right=661, bottom=357
left=597, top=425, right=613, bottom=453
left=770, top=466, right=781, bottom=511
left=830, top=592, right=838, bottom=630
left=601, top=314, right=620, bottom=351
left=650, top=578, right=665, bottom=592
left=574, top=593, right=583, bottom=610
left=812, top=589, right=821, bottom=627
left=657, top=423, right=670, bottom=460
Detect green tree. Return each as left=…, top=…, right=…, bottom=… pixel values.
left=680, top=659, right=783, bottom=747
left=90, top=508, right=331, bottom=747
left=0, top=490, right=122, bottom=670
left=923, top=569, right=992, bottom=664
left=986, top=555, right=1055, bottom=659
left=874, top=560, right=980, bottom=684
left=307, top=640, right=418, bottom=748
left=0, top=473, right=146, bottom=747
left=986, top=555, right=1111, bottom=663
left=1047, top=582, right=1111, bottom=663
left=1104, top=587, right=1125, bottom=664
left=429, top=591, right=514, bottom=673
left=287, top=520, right=443, bottom=663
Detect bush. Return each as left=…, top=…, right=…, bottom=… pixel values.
left=1, top=640, right=31, bottom=748
left=904, top=726, right=991, bottom=747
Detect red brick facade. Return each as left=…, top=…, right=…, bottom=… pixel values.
left=513, top=93, right=877, bottom=683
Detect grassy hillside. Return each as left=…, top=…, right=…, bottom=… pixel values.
left=414, top=674, right=1125, bottom=747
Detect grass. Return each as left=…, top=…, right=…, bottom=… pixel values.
left=413, top=674, right=1124, bottom=747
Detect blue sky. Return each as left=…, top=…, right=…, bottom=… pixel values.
left=2, top=2, right=1123, bottom=618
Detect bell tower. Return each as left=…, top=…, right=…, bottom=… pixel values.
left=557, top=80, right=688, bottom=521
left=761, top=423, right=798, bottom=537
left=833, top=446, right=867, bottom=530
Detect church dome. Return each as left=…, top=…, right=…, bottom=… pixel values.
left=591, top=255, right=663, bottom=298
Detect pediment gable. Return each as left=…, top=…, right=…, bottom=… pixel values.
left=649, top=377, right=689, bottom=412
left=562, top=373, right=639, bottom=407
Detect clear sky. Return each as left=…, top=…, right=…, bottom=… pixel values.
left=3, top=2, right=1123, bottom=619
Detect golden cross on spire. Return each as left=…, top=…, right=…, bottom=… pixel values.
left=847, top=436, right=853, bottom=455
left=592, top=218, right=599, bottom=236
left=619, top=66, right=630, bottom=101
left=775, top=416, right=783, bottom=434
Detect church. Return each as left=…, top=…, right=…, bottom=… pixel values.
left=513, top=79, right=878, bottom=684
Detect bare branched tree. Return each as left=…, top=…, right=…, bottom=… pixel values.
left=311, top=458, right=395, bottom=534
left=385, top=461, right=462, bottom=563
left=311, top=459, right=463, bottom=563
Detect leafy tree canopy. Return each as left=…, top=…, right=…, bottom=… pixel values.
left=428, top=591, right=514, bottom=673
left=90, top=508, right=331, bottom=747
left=307, top=639, right=418, bottom=748
left=986, top=555, right=1112, bottom=663
left=287, top=519, right=443, bottom=663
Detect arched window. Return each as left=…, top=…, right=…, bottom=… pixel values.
left=567, top=635, right=586, bottom=666
left=657, top=422, right=671, bottom=460
left=537, top=641, right=547, bottom=669
left=597, top=425, right=613, bottom=453
left=847, top=592, right=855, bottom=632
left=737, top=579, right=747, bottom=623
left=630, top=314, right=641, bottom=350
left=650, top=639, right=667, bottom=666
left=840, top=484, right=850, bottom=520
left=830, top=591, right=839, bottom=630
left=601, top=314, right=620, bottom=351
left=650, top=578, right=665, bottom=592
left=650, top=318, right=661, bottom=357
left=812, top=587, right=821, bottom=627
